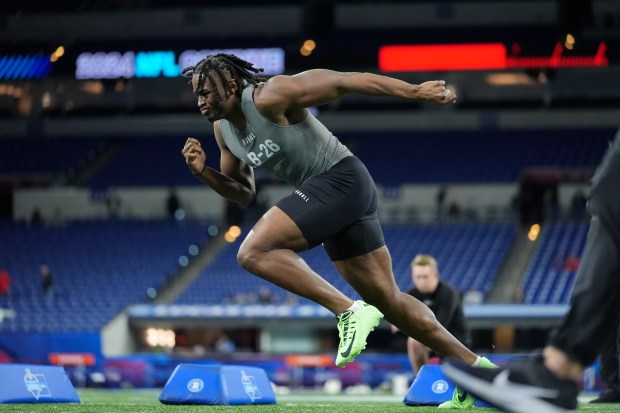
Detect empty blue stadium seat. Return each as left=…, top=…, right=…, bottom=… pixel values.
left=342, top=128, right=612, bottom=185
left=0, top=219, right=213, bottom=332
left=4, top=128, right=611, bottom=189
left=0, top=137, right=106, bottom=175
left=521, top=221, right=588, bottom=304
left=174, top=223, right=516, bottom=305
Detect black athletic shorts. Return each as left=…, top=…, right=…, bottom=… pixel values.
left=276, top=155, right=386, bottom=261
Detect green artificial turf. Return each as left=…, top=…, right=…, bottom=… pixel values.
left=0, top=389, right=618, bottom=412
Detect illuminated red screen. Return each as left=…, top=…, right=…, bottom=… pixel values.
left=379, top=44, right=507, bottom=72
left=379, top=42, right=608, bottom=72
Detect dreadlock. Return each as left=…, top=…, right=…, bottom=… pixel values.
left=181, top=54, right=265, bottom=102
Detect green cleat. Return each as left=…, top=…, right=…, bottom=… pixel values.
left=438, top=357, right=497, bottom=409
left=438, top=387, right=477, bottom=409
left=335, top=301, right=383, bottom=368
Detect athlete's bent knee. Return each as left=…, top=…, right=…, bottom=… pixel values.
left=237, top=243, right=262, bottom=273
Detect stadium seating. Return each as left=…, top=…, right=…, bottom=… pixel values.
left=521, top=221, right=589, bottom=304
left=87, top=129, right=611, bottom=187
left=0, top=219, right=212, bottom=332
left=174, top=223, right=516, bottom=305
left=339, top=128, right=612, bottom=185
left=2, top=129, right=612, bottom=189
left=0, top=137, right=105, bottom=177
left=0, top=131, right=605, bottom=331
left=84, top=137, right=218, bottom=189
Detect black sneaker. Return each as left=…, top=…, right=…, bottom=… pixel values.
left=442, top=357, right=579, bottom=413
left=590, top=388, right=620, bottom=403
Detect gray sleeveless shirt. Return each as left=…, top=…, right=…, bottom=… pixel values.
left=219, top=84, right=352, bottom=188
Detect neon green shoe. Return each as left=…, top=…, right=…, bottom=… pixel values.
left=335, top=301, right=383, bottom=368
left=438, top=357, right=497, bottom=409
left=438, top=387, right=477, bottom=409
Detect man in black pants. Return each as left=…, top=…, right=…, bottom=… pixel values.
left=591, top=319, right=620, bottom=403
left=443, top=131, right=620, bottom=413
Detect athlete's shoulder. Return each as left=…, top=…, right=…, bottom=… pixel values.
left=254, top=75, right=294, bottom=99
left=213, top=120, right=227, bottom=143
left=253, top=76, right=301, bottom=117
left=214, top=119, right=223, bottom=132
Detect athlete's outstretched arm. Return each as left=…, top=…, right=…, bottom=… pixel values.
left=257, top=69, right=456, bottom=111
left=182, top=121, right=255, bottom=204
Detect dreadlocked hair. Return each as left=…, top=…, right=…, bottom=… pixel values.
left=181, top=53, right=265, bottom=102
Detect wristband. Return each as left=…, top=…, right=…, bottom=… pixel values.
left=192, top=165, right=206, bottom=176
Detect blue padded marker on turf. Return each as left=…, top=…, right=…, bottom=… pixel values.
left=404, top=365, right=490, bottom=407
left=0, top=364, right=80, bottom=403
left=159, top=364, right=276, bottom=405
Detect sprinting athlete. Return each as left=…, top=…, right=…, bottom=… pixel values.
left=181, top=54, right=495, bottom=408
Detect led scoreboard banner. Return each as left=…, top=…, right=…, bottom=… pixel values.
left=379, top=42, right=609, bottom=72
left=0, top=42, right=611, bottom=81
left=75, top=48, right=285, bottom=79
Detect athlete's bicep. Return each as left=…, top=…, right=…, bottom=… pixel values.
left=260, top=70, right=352, bottom=109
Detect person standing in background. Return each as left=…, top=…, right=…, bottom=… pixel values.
left=41, top=264, right=54, bottom=300
left=166, top=187, right=181, bottom=219
left=0, top=269, right=11, bottom=296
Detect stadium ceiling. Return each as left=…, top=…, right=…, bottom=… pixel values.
left=1, top=1, right=619, bottom=135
